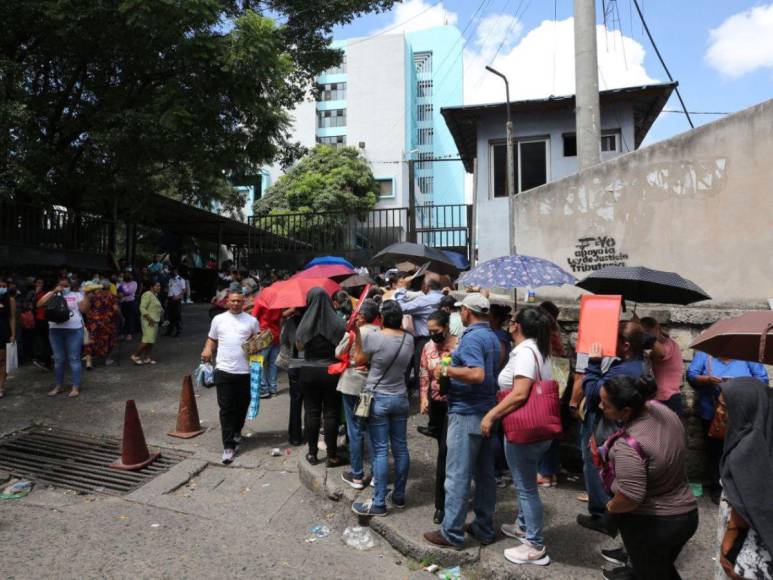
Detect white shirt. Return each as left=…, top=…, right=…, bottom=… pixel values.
left=208, top=311, right=260, bottom=374
left=497, top=338, right=552, bottom=390
left=168, top=276, right=186, bottom=298
left=49, top=292, right=85, bottom=330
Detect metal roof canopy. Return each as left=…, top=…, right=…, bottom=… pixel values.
left=441, top=82, right=677, bottom=173
left=139, top=194, right=286, bottom=247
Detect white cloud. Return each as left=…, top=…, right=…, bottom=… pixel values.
left=372, top=0, right=457, bottom=35
left=464, top=16, right=657, bottom=104
left=472, top=13, right=524, bottom=62
left=706, top=3, right=773, bottom=78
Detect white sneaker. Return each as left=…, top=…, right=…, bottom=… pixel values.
left=221, top=449, right=235, bottom=465
left=504, top=541, right=550, bottom=566
left=501, top=523, right=527, bottom=539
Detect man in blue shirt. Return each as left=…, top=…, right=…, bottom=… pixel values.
left=687, top=351, right=768, bottom=503
left=424, top=294, right=501, bottom=549
left=394, top=277, right=445, bottom=393
left=578, top=321, right=647, bottom=536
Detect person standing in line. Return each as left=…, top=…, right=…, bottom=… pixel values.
left=0, top=279, right=17, bottom=399
left=37, top=277, right=89, bottom=398
left=281, top=308, right=305, bottom=446
left=640, top=317, right=686, bottom=415
left=351, top=300, right=414, bottom=517
left=201, top=291, right=260, bottom=465
left=164, top=267, right=185, bottom=337
left=252, top=294, right=282, bottom=399
left=337, top=299, right=381, bottom=491
left=31, top=278, right=52, bottom=370
left=83, top=279, right=119, bottom=369
left=295, top=288, right=346, bottom=467
left=599, top=375, right=698, bottom=580
left=132, top=281, right=163, bottom=365
left=423, top=294, right=501, bottom=549
left=118, top=272, right=139, bottom=341
left=418, top=310, right=458, bottom=524
left=481, top=307, right=556, bottom=567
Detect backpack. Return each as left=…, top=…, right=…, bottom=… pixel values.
left=45, top=293, right=73, bottom=324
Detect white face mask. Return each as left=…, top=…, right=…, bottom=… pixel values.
left=0, top=287, right=7, bottom=296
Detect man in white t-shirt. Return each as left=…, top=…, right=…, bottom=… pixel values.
left=202, top=291, right=260, bottom=464
left=164, top=268, right=186, bottom=337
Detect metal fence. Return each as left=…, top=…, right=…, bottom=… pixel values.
left=248, top=204, right=471, bottom=258
left=0, top=199, right=112, bottom=255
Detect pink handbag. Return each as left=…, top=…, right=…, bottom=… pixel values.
left=496, top=348, right=563, bottom=444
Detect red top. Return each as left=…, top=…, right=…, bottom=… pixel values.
left=252, top=300, right=282, bottom=345
left=35, top=290, right=47, bottom=321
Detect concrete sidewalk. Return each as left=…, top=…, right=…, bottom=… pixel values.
left=299, top=408, right=719, bottom=579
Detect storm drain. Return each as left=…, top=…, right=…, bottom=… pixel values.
left=0, top=428, right=189, bottom=495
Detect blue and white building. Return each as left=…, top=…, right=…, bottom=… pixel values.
left=257, top=25, right=465, bottom=214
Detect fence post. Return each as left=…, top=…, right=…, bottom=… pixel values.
left=408, top=159, right=417, bottom=243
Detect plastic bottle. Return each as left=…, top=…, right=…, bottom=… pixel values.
left=438, top=354, right=452, bottom=396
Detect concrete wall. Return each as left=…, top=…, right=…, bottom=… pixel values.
left=512, top=98, right=773, bottom=305
left=475, top=103, right=634, bottom=262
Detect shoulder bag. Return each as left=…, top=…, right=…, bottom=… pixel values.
left=355, top=333, right=406, bottom=420
left=706, top=356, right=728, bottom=440
left=496, top=347, right=562, bottom=444
left=597, top=427, right=647, bottom=495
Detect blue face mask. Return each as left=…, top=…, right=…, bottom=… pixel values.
left=62, top=288, right=70, bottom=296
left=0, top=288, right=7, bottom=296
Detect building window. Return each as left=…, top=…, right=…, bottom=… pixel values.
left=317, top=82, right=346, bottom=101
left=376, top=178, right=394, bottom=199
left=317, top=108, right=346, bottom=128
left=417, top=152, right=433, bottom=171
left=418, top=128, right=433, bottom=146
left=563, top=131, right=621, bottom=157
left=417, top=104, right=433, bottom=123
left=601, top=132, right=619, bottom=152
left=322, top=51, right=347, bottom=75
left=563, top=134, right=577, bottom=157
left=414, top=52, right=432, bottom=74
left=417, top=80, right=433, bottom=98
left=316, top=135, right=346, bottom=148
left=418, top=176, right=433, bottom=195
left=490, top=138, right=550, bottom=197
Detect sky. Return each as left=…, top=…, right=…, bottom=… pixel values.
left=331, top=0, right=773, bottom=145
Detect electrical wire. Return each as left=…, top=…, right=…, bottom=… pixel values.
left=630, top=0, right=693, bottom=128
left=346, top=0, right=444, bottom=47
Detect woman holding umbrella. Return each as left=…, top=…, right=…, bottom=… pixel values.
left=295, top=288, right=347, bottom=466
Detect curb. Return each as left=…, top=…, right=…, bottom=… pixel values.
left=297, top=456, right=480, bottom=568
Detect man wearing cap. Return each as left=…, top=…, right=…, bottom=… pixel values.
left=424, top=294, right=502, bottom=549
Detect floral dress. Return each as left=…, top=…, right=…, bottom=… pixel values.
left=84, top=291, right=118, bottom=358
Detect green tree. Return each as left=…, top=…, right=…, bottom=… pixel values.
left=0, top=0, right=394, bottom=218
left=255, top=145, right=378, bottom=215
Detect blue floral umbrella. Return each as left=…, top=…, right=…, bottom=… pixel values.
left=459, top=254, right=577, bottom=289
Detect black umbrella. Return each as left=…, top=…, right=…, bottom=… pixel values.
left=575, top=266, right=711, bottom=305
left=372, top=242, right=459, bottom=276
left=340, top=273, right=375, bottom=289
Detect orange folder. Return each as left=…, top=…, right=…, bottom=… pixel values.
left=576, top=295, right=622, bottom=357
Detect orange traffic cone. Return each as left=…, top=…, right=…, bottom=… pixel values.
left=110, top=400, right=160, bottom=471
left=168, top=375, right=205, bottom=439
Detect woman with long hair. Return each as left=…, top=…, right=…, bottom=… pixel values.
left=296, top=288, right=346, bottom=466
left=481, top=306, right=555, bottom=567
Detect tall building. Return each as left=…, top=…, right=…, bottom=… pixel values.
left=256, top=25, right=465, bottom=215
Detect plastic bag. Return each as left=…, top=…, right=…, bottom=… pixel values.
left=193, top=362, right=214, bottom=389
left=5, top=343, right=18, bottom=374
left=247, top=354, right=263, bottom=420
left=342, top=526, right=376, bottom=550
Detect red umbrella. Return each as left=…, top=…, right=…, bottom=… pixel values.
left=256, top=278, right=340, bottom=309
left=291, top=264, right=353, bottom=282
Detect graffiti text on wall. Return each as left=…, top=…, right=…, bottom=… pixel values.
left=566, top=236, right=628, bottom=273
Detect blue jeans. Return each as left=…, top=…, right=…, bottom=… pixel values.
left=538, top=438, right=561, bottom=476
left=49, top=327, right=84, bottom=387
left=442, top=413, right=497, bottom=546
left=505, top=439, right=553, bottom=549
left=342, top=393, right=372, bottom=479
left=259, top=343, right=280, bottom=395
left=580, top=412, right=610, bottom=517
left=367, top=393, right=410, bottom=509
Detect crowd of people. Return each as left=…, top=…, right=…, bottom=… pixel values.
left=0, top=262, right=196, bottom=398
left=198, top=263, right=771, bottom=579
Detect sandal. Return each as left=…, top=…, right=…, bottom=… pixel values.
left=130, top=355, right=144, bottom=366
left=48, top=386, right=65, bottom=397
left=68, top=387, right=80, bottom=398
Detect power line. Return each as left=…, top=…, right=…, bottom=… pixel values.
left=630, top=0, right=693, bottom=128
left=661, top=110, right=730, bottom=116
left=346, top=0, right=443, bottom=47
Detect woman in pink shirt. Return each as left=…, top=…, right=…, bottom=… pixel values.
left=641, top=318, right=684, bottom=415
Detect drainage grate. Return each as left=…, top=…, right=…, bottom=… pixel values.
left=0, top=428, right=190, bottom=495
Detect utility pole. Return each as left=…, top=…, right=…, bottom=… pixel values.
left=407, top=158, right=417, bottom=243
left=485, top=66, right=516, bottom=257
left=574, top=0, right=601, bottom=170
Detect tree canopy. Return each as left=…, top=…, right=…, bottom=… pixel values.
left=0, top=0, right=394, bottom=218
left=255, top=145, right=378, bottom=215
